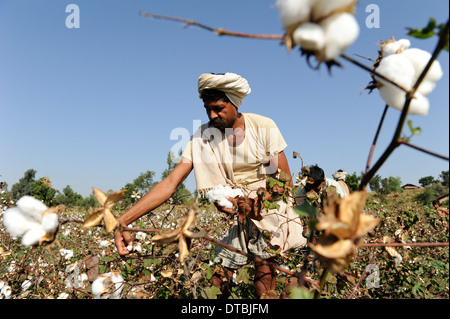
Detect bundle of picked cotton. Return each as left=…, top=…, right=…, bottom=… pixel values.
left=206, top=184, right=244, bottom=209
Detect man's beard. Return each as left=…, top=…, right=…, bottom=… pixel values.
left=209, top=118, right=228, bottom=131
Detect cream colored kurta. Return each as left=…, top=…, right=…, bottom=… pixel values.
left=182, top=113, right=306, bottom=251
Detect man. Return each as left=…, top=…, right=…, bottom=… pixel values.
left=296, top=164, right=347, bottom=206
left=114, top=72, right=306, bottom=298
left=332, top=169, right=351, bottom=196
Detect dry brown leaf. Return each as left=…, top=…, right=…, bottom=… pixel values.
left=152, top=204, right=205, bottom=263
left=83, top=188, right=126, bottom=233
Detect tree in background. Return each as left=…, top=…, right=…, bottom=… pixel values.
left=11, top=169, right=37, bottom=200
left=368, top=174, right=382, bottom=193
left=380, top=176, right=402, bottom=195
left=29, top=176, right=57, bottom=206
left=161, top=151, right=191, bottom=204
left=440, top=170, right=449, bottom=187
left=345, top=172, right=361, bottom=192
left=54, top=185, right=83, bottom=207
left=418, top=176, right=438, bottom=187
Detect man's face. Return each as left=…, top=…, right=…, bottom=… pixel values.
left=204, top=99, right=238, bottom=131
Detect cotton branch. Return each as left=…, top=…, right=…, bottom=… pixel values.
left=139, top=11, right=284, bottom=40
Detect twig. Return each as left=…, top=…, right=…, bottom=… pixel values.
left=347, top=255, right=376, bottom=299
left=398, top=139, right=449, bottom=161
left=364, top=104, right=389, bottom=176
left=139, top=11, right=284, bottom=40
left=362, top=242, right=449, bottom=247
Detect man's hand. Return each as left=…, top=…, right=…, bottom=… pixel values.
left=114, top=221, right=134, bottom=256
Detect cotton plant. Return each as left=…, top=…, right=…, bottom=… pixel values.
left=0, top=281, right=12, bottom=299
left=91, top=271, right=124, bottom=299
left=276, top=0, right=360, bottom=65
left=2, top=196, right=64, bottom=247
left=368, top=37, right=444, bottom=115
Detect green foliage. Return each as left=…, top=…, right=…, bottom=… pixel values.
left=29, top=178, right=56, bottom=206
left=11, top=169, right=37, bottom=200
left=407, top=17, right=449, bottom=51
left=368, top=174, right=382, bottom=193
left=440, top=170, right=449, bottom=187
left=161, top=151, right=191, bottom=205
left=414, top=183, right=448, bottom=206
left=380, top=176, right=402, bottom=195
left=53, top=185, right=83, bottom=207
left=345, top=172, right=360, bottom=192
left=418, top=176, right=437, bottom=187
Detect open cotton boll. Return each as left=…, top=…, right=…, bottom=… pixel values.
left=42, top=213, right=59, bottom=233
left=16, top=196, right=48, bottom=221
left=21, top=225, right=47, bottom=247
left=312, top=0, right=356, bottom=21
left=378, top=86, right=430, bottom=115
left=92, top=272, right=124, bottom=299
left=293, top=22, right=325, bottom=51
left=401, top=48, right=443, bottom=83
left=382, top=39, right=411, bottom=57
left=276, top=0, right=314, bottom=28
left=320, top=13, right=359, bottom=61
left=408, top=93, right=430, bottom=116
left=2, top=207, right=42, bottom=238
left=375, top=53, right=415, bottom=90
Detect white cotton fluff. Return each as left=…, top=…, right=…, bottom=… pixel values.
left=2, top=207, right=42, bottom=238
left=375, top=53, right=416, bottom=90
left=293, top=22, right=325, bottom=51
left=276, top=0, right=314, bottom=28
left=21, top=226, right=47, bottom=247
left=2, top=196, right=60, bottom=247
left=42, top=213, right=59, bottom=233
left=320, top=12, right=360, bottom=61
left=92, top=272, right=124, bottom=299
left=206, top=184, right=244, bottom=209
left=382, top=39, right=411, bottom=57
left=311, top=0, right=356, bottom=21
left=375, top=45, right=443, bottom=115
left=16, top=196, right=48, bottom=221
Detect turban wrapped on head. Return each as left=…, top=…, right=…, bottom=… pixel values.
left=198, top=72, right=251, bottom=108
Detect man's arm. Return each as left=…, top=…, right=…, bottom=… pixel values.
left=114, top=158, right=193, bottom=255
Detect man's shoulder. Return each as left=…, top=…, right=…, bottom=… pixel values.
left=243, top=113, right=277, bottom=127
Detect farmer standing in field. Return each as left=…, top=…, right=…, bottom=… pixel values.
left=114, top=72, right=307, bottom=298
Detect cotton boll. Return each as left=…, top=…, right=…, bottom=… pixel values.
left=92, top=272, right=124, bottom=299
left=2, top=207, right=41, bottom=238
left=293, top=22, right=325, bottom=51
left=374, top=53, right=415, bottom=90
left=378, top=85, right=407, bottom=112
left=21, top=225, right=46, bottom=247
left=416, top=80, right=437, bottom=96
left=320, top=13, right=360, bottom=61
left=16, top=196, right=48, bottom=221
left=408, top=94, right=430, bottom=116
left=312, top=0, right=356, bottom=21
left=276, top=0, right=314, bottom=29
left=42, top=213, right=59, bottom=233
left=401, top=48, right=443, bottom=83
left=382, top=39, right=411, bottom=57
left=206, top=185, right=244, bottom=209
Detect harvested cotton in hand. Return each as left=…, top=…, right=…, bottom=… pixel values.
left=206, top=185, right=244, bottom=209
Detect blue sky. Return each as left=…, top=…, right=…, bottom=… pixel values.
left=0, top=0, right=448, bottom=197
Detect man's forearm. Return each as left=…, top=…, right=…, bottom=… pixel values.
left=118, top=180, right=175, bottom=226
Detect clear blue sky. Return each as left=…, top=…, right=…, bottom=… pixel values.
left=0, top=0, right=448, bottom=197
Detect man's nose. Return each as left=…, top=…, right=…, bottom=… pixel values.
left=209, top=110, right=219, bottom=120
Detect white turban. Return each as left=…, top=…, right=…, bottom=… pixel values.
left=198, top=72, right=251, bottom=108
left=332, top=170, right=348, bottom=181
